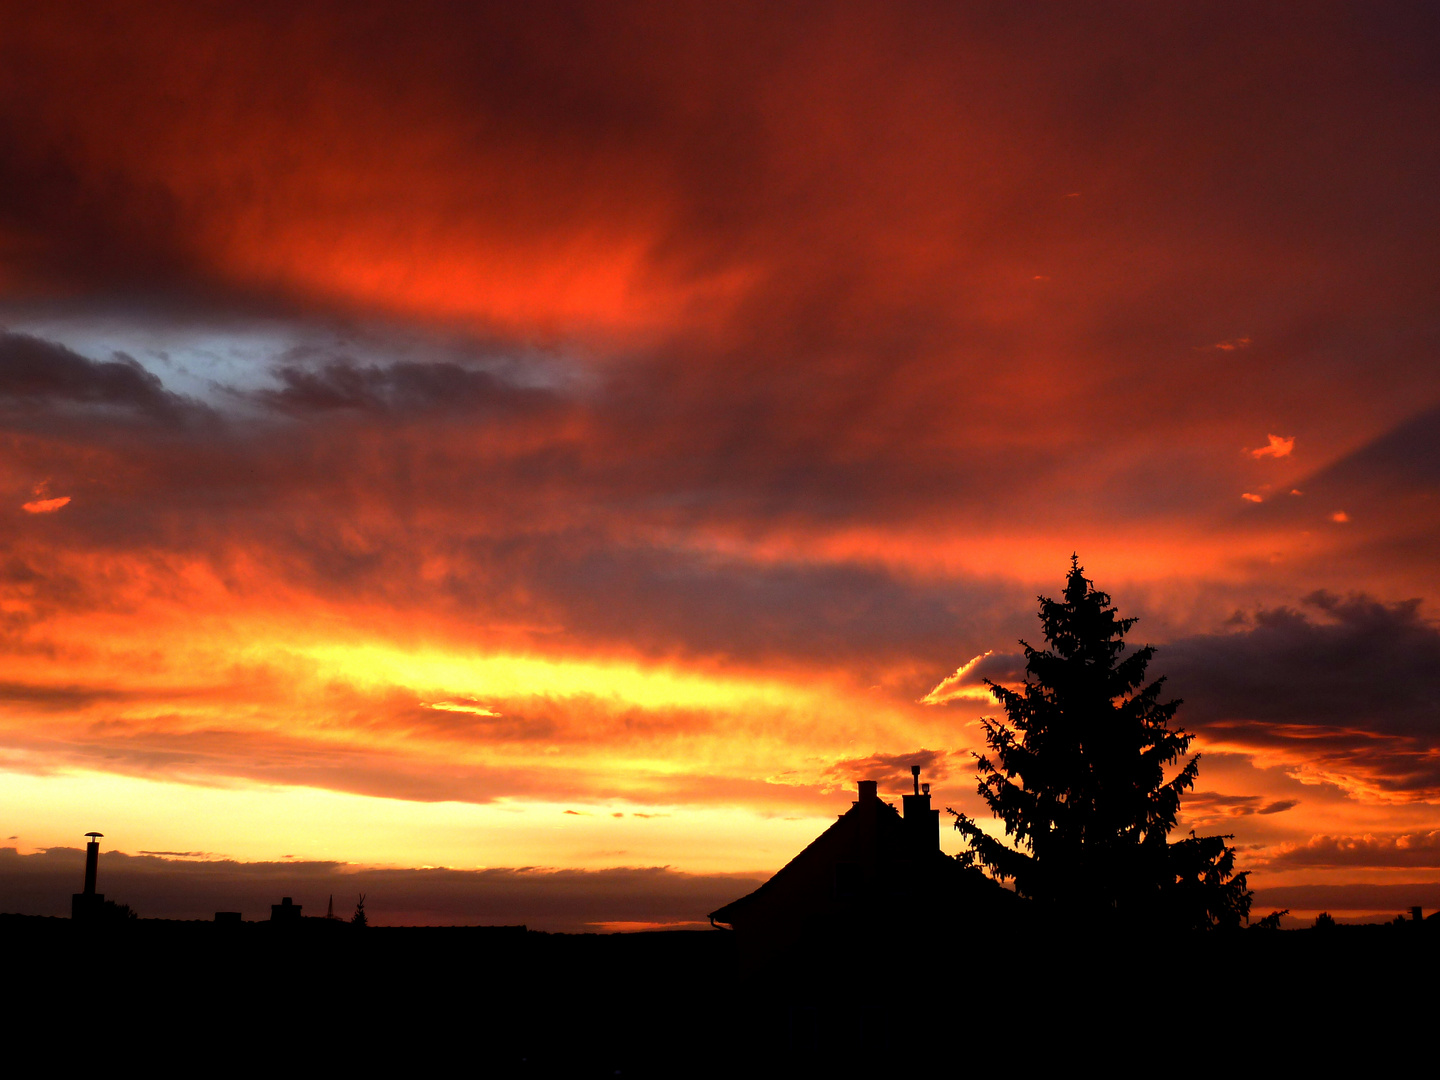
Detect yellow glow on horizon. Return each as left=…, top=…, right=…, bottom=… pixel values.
left=0, top=767, right=839, bottom=874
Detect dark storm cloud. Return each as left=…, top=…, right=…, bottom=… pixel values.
left=0, top=847, right=762, bottom=932
left=1165, top=593, right=1440, bottom=737
left=0, top=331, right=201, bottom=424
left=254, top=359, right=558, bottom=418
left=1163, top=592, right=1440, bottom=793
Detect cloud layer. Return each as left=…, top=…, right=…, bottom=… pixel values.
left=0, top=4, right=1437, bottom=902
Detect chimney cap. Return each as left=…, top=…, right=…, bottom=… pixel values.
left=84, top=832, right=103, bottom=839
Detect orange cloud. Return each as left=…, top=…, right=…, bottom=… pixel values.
left=1248, top=434, right=1295, bottom=459
left=920, top=652, right=999, bottom=706
left=21, top=496, right=70, bottom=513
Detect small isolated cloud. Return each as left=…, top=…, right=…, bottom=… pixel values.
left=1331, top=510, right=1350, bottom=523
left=1241, top=492, right=1263, bottom=503
left=423, top=700, right=500, bottom=717
left=920, top=651, right=1025, bottom=705
left=1213, top=337, right=1252, bottom=351
left=1258, top=799, right=1299, bottom=815
left=1290, top=489, right=1303, bottom=496
left=21, top=496, right=70, bottom=514
left=1183, top=791, right=1298, bottom=818
left=1248, top=433, right=1294, bottom=459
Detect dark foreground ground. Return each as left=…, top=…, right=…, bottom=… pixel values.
left=2, top=913, right=1434, bottom=1075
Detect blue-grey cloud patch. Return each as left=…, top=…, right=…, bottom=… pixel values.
left=0, top=331, right=207, bottom=426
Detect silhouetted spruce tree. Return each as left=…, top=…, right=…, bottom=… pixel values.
left=950, top=557, right=1252, bottom=930
left=352, top=893, right=368, bottom=927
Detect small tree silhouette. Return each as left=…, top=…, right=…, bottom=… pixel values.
left=1313, top=911, right=1336, bottom=929
left=1250, top=908, right=1288, bottom=931
left=351, top=893, right=368, bottom=927
left=949, top=557, right=1252, bottom=930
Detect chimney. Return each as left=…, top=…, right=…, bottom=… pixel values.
left=903, top=772, right=940, bottom=852
left=83, top=832, right=101, bottom=895
left=1413, top=906, right=1423, bottom=923
left=857, top=779, right=878, bottom=802
left=71, top=832, right=105, bottom=920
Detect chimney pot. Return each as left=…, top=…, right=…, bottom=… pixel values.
left=857, top=780, right=878, bottom=802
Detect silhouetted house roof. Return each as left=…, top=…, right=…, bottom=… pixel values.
left=710, top=773, right=1013, bottom=964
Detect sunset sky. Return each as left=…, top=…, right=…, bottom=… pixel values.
left=2, top=3, right=1438, bottom=928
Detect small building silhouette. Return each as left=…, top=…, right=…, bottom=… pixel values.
left=710, top=769, right=1013, bottom=965
left=271, top=896, right=302, bottom=922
